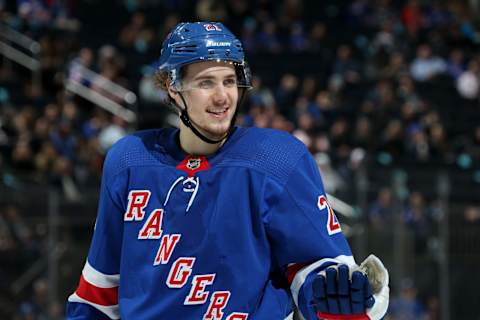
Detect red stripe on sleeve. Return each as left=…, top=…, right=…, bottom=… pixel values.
left=286, top=263, right=310, bottom=285
left=317, top=312, right=369, bottom=320
left=76, top=275, right=119, bottom=306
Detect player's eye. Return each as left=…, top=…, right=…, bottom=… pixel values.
left=198, top=80, right=215, bottom=89
left=224, top=78, right=237, bottom=87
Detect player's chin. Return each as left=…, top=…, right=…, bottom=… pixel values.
left=204, top=122, right=232, bottom=140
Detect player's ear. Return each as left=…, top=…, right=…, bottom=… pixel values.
left=167, top=84, right=179, bottom=101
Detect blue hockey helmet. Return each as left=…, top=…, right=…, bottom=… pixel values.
left=158, top=22, right=252, bottom=90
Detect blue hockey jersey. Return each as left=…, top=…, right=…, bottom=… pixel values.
left=66, top=127, right=354, bottom=320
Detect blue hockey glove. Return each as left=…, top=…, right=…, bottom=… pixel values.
left=313, top=265, right=374, bottom=319
left=299, top=255, right=389, bottom=320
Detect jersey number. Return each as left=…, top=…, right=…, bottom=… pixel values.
left=317, top=195, right=342, bottom=235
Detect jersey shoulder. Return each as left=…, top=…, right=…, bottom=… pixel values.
left=221, top=127, right=309, bottom=182
left=103, top=129, right=167, bottom=178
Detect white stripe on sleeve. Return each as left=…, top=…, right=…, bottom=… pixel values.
left=82, top=260, right=120, bottom=288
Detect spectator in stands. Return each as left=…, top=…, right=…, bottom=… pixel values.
left=31, top=116, right=50, bottom=150
left=424, top=2, right=452, bottom=28
left=409, top=44, right=447, bottom=82
left=389, top=278, right=426, bottom=320
left=289, top=22, right=308, bottom=52
left=307, top=22, right=329, bottom=54
left=17, top=0, right=79, bottom=31
left=406, top=126, right=430, bottom=161
left=257, top=20, right=282, bottom=53
left=16, top=278, right=60, bottom=320
left=329, top=118, right=351, bottom=158
left=347, top=0, right=371, bottom=28
left=91, top=58, right=129, bottom=103
left=97, top=115, right=129, bottom=154
left=240, top=17, right=257, bottom=52
left=401, top=0, right=424, bottom=37
left=49, top=119, right=77, bottom=161
left=314, top=152, right=345, bottom=194
left=118, top=12, right=155, bottom=53
left=312, top=90, right=337, bottom=127
left=464, top=205, right=480, bottom=224
left=404, top=191, right=432, bottom=254
left=424, top=295, right=440, bottom=320
left=351, top=116, right=374, bottom=151
left=138, top=70, right=168, bottom=104
left=428, top=122, right=450, bottom=159
left=378, top=119, right=405, bottom=159
left=225, top=0, right=251, bottom=35
left=330, top=44, right=361, bottom=92
left=275, top=73, right=299, bottom=119
left=68, top=47, right=95, bottom=86
left=380, top=52, right=409, bottom=80
left=369, top=187, right=395, bottom=228
left=246, top=76, right=275, bottom=114
left=34, top=140, right=58, bottom=179
left=195, top=0, right=227, bottom=22
left=456, top=59, right=480, bottom=100
left=445, top=48, right=465, bottom=80
left=49, top=155, right=80, bottom=201
left=11, top=138, right=35, bottom=171
left=17, top=0, right=53, bottom=29
left=371, top=20, right=397, bottom=60
left=97, top=45, right=123, bottom=75
left=396, top=75, right=422, bottom=109
left=291, top=126, right=311, bottom=149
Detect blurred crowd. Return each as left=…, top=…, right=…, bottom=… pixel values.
left=1, top=0, right=480, bottom=319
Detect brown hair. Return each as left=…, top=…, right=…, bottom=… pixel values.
left=153, top=70, right=170, bottom=92
left=153, top=69, right=178, bottom=107
left=153, top=68, right=190, bottom=107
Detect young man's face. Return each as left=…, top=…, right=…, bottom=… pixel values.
left=170, top=60, right=239, bottom=140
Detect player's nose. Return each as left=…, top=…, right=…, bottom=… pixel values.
left=211, top=84, right=228, bottom=104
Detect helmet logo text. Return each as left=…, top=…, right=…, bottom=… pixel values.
left=206, top=40, right=231, bottom=47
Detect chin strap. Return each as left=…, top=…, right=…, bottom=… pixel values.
left=179, top=109, right=226, bottom=144
left=174, top=89, right=247, bottom=145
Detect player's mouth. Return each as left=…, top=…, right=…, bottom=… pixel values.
left=206, top=107, right=229, bottom=119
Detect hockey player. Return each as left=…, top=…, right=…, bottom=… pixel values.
left=66, top=22, right=389, bottom=320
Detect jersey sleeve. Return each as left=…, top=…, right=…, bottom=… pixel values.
left=262, top=150, right=356, bottom=319
left=66, top=149, right=126, bottom=320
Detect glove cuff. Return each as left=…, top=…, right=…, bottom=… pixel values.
left=317, top=312, right=369, bottom=320
left=361, top=254, right=389, bottom=320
